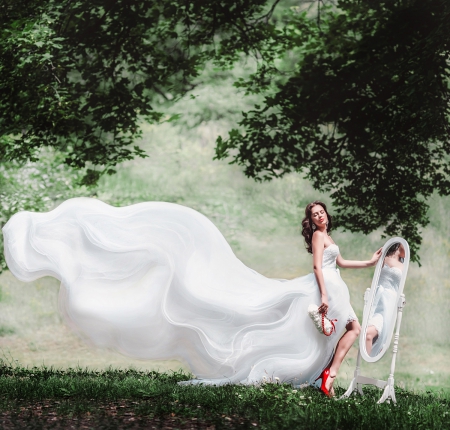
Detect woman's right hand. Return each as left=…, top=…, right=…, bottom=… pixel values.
left=318, top=294, right=329, bottom=314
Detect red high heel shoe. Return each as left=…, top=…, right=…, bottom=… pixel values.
left=315, top=367, right=335, bottom=397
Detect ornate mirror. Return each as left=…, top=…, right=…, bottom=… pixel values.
left=341, top=237, right=410, bottom=403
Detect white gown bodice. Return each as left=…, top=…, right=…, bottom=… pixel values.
left=321, top=244, right=339, bottom=269
left=378, top=264, right=402, bottom=291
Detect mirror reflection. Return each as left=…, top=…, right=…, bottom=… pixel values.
left=365, top=242, right=405, bottom=357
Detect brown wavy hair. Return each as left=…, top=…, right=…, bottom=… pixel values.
left=386, top=242, right=401, bottom=257
left=301, top=200, right=333, bottom=254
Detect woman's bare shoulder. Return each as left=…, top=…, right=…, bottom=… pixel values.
left=312, top=230, right=325, bottom=243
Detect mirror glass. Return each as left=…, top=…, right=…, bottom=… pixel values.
left=360, top=238, right=410, bottom=362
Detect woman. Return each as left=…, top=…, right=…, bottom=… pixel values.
left=2, top=198, right=380, bottom=394
left=302, top=201, right=381, bottom=396
left=365, top=243, right=404, bottom=356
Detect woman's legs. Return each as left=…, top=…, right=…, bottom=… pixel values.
left=326, top=320, right=361, bottom=393
left=365, top=325, right=378, bottom=355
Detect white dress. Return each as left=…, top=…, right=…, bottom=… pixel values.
left=367, top=263, right=401, bottom=356
left=2, top=198, right=357, bottom=386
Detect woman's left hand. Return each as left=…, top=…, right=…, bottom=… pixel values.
left=370, top=248, right=383, bottom=266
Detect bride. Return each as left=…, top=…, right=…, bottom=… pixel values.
left=2, top=198, right=380, bottom=396
left=303, top=201, right=381, bottom=395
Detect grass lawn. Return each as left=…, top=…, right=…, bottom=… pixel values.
left=0, top=365, right=449, bottom=430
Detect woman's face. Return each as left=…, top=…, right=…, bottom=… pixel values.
left=397, top=244, right=406, bottom=259
left=311, top=205, right=327, bottom=228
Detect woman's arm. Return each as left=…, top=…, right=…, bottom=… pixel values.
left=312, top=231, right=328, bottom=313
left=336, top=248, right=382, bottom=269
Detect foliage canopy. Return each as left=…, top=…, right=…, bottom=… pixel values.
left=0, top=0, right=272, bottom=183
left=1, top=0, right=450, bottom=260
left=216, top=0, right=450, bottom=261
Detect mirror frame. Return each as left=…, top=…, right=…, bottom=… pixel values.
left=359, top=237, right=410, bottom=363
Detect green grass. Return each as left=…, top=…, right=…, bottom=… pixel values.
left=0, top=326, right=15, bottom=337
left=0, top=364, right=449, bottom=430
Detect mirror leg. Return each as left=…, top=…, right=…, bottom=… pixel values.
left=340, top=350, right=363, bottom=399
left=357, top=383, right=364, bottom=396
left=377, top=293, right=406, bottom=404
left=341, top=378, right=357, bottom=399
left=378, top=377, right=396, bottom=404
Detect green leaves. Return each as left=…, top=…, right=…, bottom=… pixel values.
left=2, top=0, right=448, bottom=259
left=215, top=0, right=450, bottom=262
left=0, top=0, right=274, bottom=184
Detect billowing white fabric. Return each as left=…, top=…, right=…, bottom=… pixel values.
left=2, top=198, right=354, bottom=386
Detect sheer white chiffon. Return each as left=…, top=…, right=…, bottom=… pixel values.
left=2, top=198, right=355, bottom=386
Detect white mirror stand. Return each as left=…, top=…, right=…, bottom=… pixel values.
left=340, top=288, right=407, bottom=403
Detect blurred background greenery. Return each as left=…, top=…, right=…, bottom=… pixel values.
left=1, top=60, right=449, bottom=394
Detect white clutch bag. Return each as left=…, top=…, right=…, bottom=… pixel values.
left=308, top=304, right=337, bottom=336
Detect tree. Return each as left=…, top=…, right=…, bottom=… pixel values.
left=216, top=0, right=450, bottom=261
left=0, top=0, right=277, bottom=184
left=2, top=0, right=450, bottom=261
